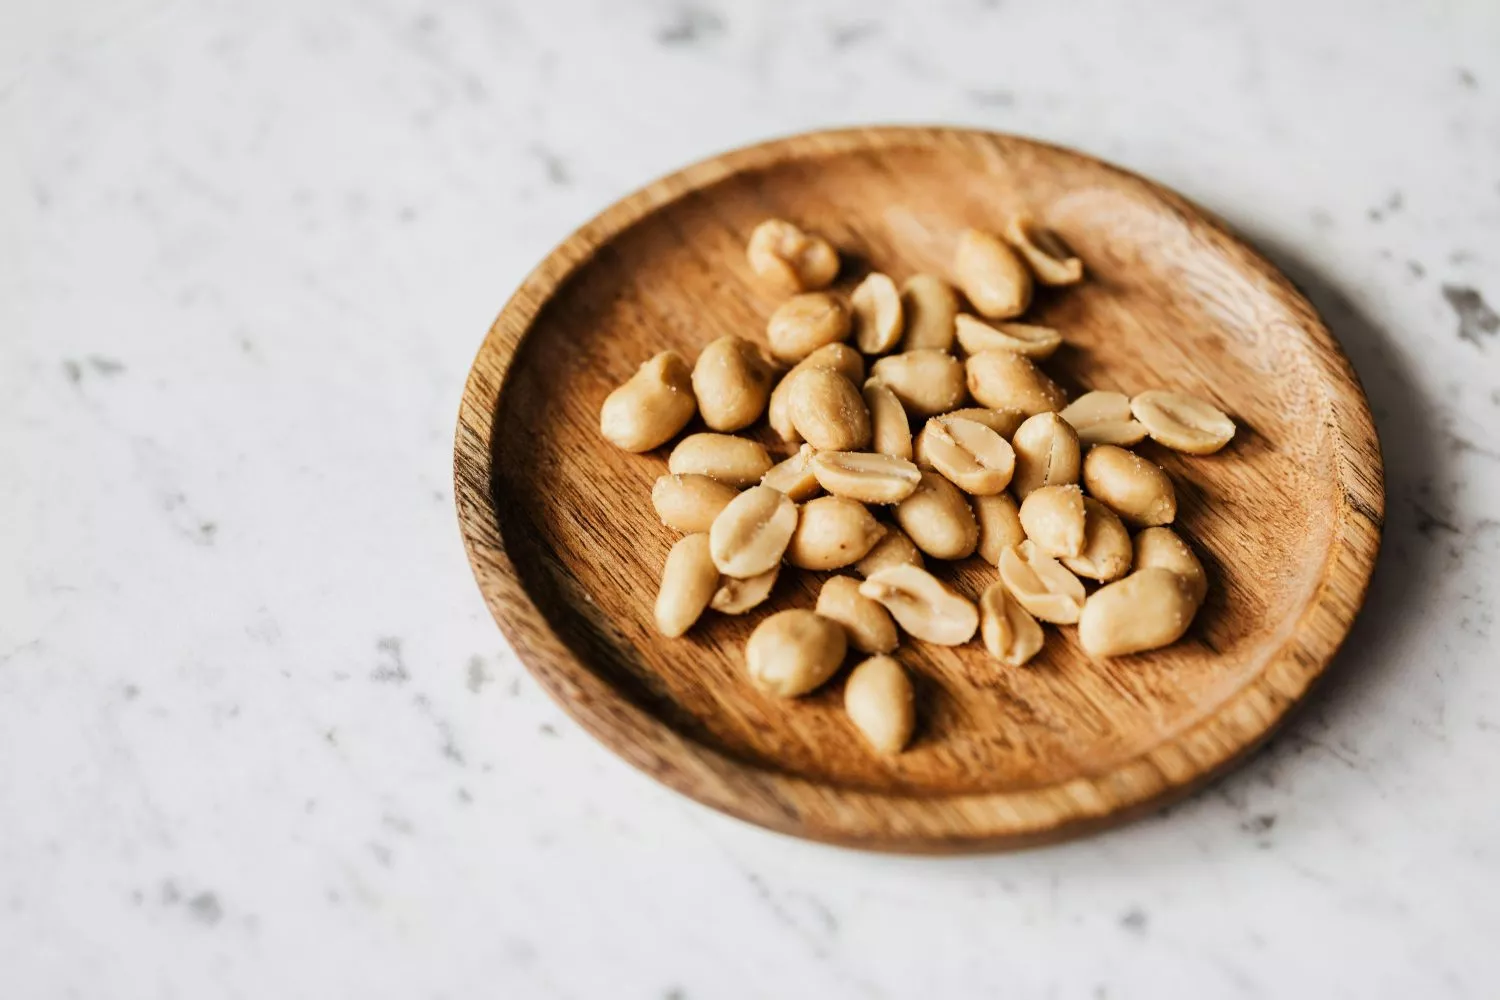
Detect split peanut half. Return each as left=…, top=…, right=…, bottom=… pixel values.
left=859, top=564, right=979, bottom=646
left=811, top=451, right=922, bottom=504
left=998, top=540, right=1087, bottom=624
left=1131, top=390, right=1236, bottom=455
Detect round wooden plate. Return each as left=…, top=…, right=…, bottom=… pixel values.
left=454, top=127, right=1383, bottom=852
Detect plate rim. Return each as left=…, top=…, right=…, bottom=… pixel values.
left=453, top=125, right=1385, bottom=852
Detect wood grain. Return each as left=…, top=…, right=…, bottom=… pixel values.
left=453, top=127, right=1383, bottom=851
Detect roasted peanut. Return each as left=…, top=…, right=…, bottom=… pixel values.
left=652, top=473, right=740, bottom=533
left=953, top=315, right=1063, bottom=361
left=1131, top=390, right=1236, bottom=455
left=654, top=533, right=719, bottom=637
left=811, top=451, right=921, bottom=504
left=858, top=564, right=978, bottom=645
left=851, top=272, right=904, bottom=354
left=1060, top=497, right=1133, bottom=582
left=1004, top=215, right=1084, bottom=286
left=863, top=380, right=913, bottom=460
left=709, top=485, right=799, bottom=578
left=669, top=433, right=773, bottom=488
left=786, top=496, right=884, bottom=570
left=980, top=581, right=1045, bottom=667
left=972, top=492, right=1025, bottom=565
left=1078, top=568, right=1199, bottom=658
left=1018, top=484, right=1086, bottom=558
left=787, top=367, right=871, bottom=450
left=710, top=565, right=779, bottom=614
left=855, top=525, right=925, bottom=577
left=894, top=471, right=979, bottom=560
left=920, top=416, right=1016, bottom=495
left=745, top=609, right=847, bottom=697
left=1010, top=412, right=1082, bottom=499
left=998, top=540, right=1086, bottom=624
left=816, top=576, right=899, bottom=654
left=869, top=349, right=967, bottom=418
left=747, top=219, right=839, bottom=294
left=1059, top=390, right=1148, bottom=447
left=1133, top=526, right=1208, bottom=606
left=965, top=350, right=1067, bottom=415
left=599, top=351, right=697, bottom=452
left=942, top=406, right=1027, bottom=440
left=691, top=335, right=774, bottom=431
left=767, top=292, right=852, bottom=363
left=899, top=273, right=958, bottom=350
left=954, top=228, right=1033, bottom=319
left=1082, top=445, right=1176, bottom=526
left=768, top=343, right=866, bottom=442
left=760, top=444, right=823, bottom=501
left=844, top=655, right=915, bottom=753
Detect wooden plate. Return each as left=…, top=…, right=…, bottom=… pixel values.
left=454, top=127, right=1383, bottom=851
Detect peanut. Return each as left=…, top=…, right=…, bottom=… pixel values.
left=786, top=496, right=885, bottom=570
left=709, top=485, right=799, bottom=578
left=816, top=576, right=899, bottom=654
left=979, top=581, right=1045, bottom=667
left=1081, top=445, right=1176, bottom=526
left=863, top=380, right=913, bottom=461
left=651, top=473, right=740, bottom=533
left=894, top=471, right=979, bottom=560
left=710, top=565, right=779, bottom=614
left=851, top=272, right=904, bottom=354
left=669, top=433, right=773, bottom=488
left=1078, top=568, right=1199, bottom=658
left=954, top=314, right=1063, bottom=361
left=965, top=350, right=1067, bottom=415
left=768, top=343, right=866, bottom=442
left=858, top=564, right=979, bottom=646
left=998, top=540, right=1086, bottom=624
left=920, top=416, right=1016, bottom=495
left=942, top=406, right=1027, bottom=440
left=899, top=273, right=958, bottom=350
left=767, top=292, right=852, bottom=363
left=1133, top=526, right=1208, bottom=606
left=971, top=492, right=1025, bottom=565
left=760, top=444, right=823, bottom=502
left=855, top=525, right=925, bottom=578
left=1010, top=412, right=1081, bottom=499
left=1131, top=390, right=1236, bottom=455
left=787, top=367, right=871, bottom=451
left=747, top=219, right=838, bottom=294
left=844, top=655, right=915, bottom=753
left=1059, top=390, right=1148, bottom=447
left=954, top=228, right=1033, bottom=319
left=869, top=349, right=967, bottom=418
left=1003, top=215, right=1084, bottom=286
left=745, top=609, right=847, bottom=697
left=1018, top=483, right=1086, bottom=558
left=654, top=533, right=719, bottom=637
left=600, top=351, right=697, bottom=452
left=691, top=335, right=775, bottom=432
left=811, top=451, right=922, bottom=504
left=1060, top=497, right=1133, bottom=582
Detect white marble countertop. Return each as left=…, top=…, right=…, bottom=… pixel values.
left=4, top=0, right=1499, bottom=996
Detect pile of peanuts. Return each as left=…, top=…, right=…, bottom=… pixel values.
left=599, top=216, right=1235, bottom=754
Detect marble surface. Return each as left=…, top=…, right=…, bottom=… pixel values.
left=3, top=0, right=1499, bottom=996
